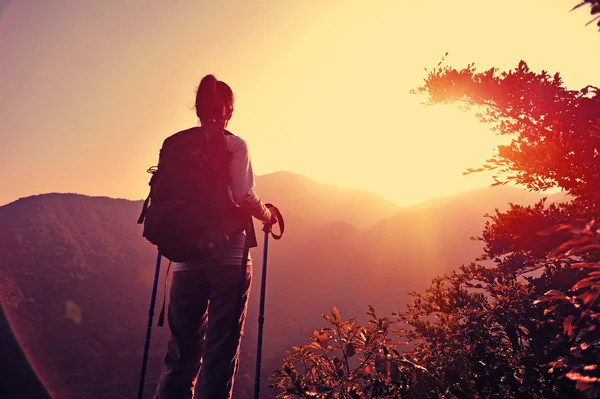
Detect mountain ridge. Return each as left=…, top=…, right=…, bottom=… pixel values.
left=2, top=174, right=564, bottom=215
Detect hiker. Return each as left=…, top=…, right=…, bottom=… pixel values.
left=152, top=74, right=277, bottom=399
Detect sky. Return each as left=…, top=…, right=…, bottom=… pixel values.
left=1, top=0, right=599, bottom=207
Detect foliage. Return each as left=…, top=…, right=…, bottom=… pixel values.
left=269, top=306, right=433, bottom=399
left=269, top=200, right=595, bottom=398
left=534, top=218, right=600, bottom=397
left=413, top=57, right=600, bottom=396
left=413, top=59, right=600, bottom=201
left=270, top=205, right=594, bottom=399
left=572, top=1, right=600, bottom=30
left=391, top=196, right=591, bottom=399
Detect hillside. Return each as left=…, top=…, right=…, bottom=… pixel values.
left=0, top=177, right=570, bottom=399
left=356, top=185, right=551, bottom=313
left=0, top=194, right=159, bottom=399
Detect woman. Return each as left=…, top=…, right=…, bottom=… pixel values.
left=153, top=74, right=276, bottom=399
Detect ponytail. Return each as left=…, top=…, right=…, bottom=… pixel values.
left=195, top=74, right=224, bottom=121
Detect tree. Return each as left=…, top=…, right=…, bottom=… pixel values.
left=413, top=59, right=600, bottom=200
left=534, top=218, right=600, bottom=397
left=414, top=59, right=600, bottom=397
left=390, top=195, right=591, bottom=399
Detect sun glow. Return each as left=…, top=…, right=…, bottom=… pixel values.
left=0, top=0, right=598, bottom=207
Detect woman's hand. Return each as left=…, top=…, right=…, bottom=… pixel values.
left=264, top=204, right=279, bottom=225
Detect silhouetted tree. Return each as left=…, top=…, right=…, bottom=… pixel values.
left=413, top=60, right=600, bottom=200
left=414, top=59, right=600, bottom=397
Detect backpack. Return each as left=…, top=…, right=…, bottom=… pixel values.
left=137, top=125, right=251, bottom=262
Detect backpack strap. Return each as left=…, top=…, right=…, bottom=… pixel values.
left=137, top=194, right=150, bottom=224
left=137, top=167, right=158, bottom=224
left=156, top=260, right=172, bottom=327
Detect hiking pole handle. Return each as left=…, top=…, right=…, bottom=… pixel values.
left=263, top=203, right=284, bottom=239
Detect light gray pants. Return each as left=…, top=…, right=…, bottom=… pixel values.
left=153, top=263, right=252, bottom=399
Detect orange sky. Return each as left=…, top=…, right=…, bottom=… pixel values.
left=1, top=0, right=599, bottom=207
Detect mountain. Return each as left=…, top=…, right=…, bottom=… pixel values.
left=0, top=172, right=398, bottom=399
left=0, top=193, right=158, bottom=399
left=356, top=185, right=552, bottom=314
left=253, top=171, right=400, bottom=240
left=0, top=174, right=571, bottom=399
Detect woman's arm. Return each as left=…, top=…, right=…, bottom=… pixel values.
left=227, top=135, right=273, bottom=223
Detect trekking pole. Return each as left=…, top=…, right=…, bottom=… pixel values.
left=137, top=251, right=162, bottom=399
left=254, top=205, right=284, bottom=399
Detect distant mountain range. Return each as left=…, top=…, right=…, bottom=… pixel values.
left=0, top=171, right=569, bottom=399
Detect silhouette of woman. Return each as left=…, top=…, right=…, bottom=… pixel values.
left=153, top=74, right=276, bottom=399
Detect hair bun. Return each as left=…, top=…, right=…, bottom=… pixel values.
left=197, top=74, right=223, bottom=119
left=199, top=74, right=218, bottom=97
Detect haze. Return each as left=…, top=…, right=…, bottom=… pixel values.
left=1, top=0, right=598, bottom=207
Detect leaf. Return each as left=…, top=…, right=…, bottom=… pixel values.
left=586, top=14, right=600, bottom=26
left=283, top=363, right=296, bottom=376
left=537, top=223, right=572, bottom=236
left=572, top=262, right=597, bottom=269
left=346, top=343, right=356, bottom=358
left=388, top=340, right=409, bottom=346
left=399, top=357, right=429, bottom=372
left=317, top=332, right=330, bottom=347
left=566, top=243, right=600, bottom=256
left=308, top=342, right=322, bottom=351
left=375, top=357, right=390, bottom=377
left=547, top=237, right=598, bottom=259
left=544, top=305, right=560, bottom=315
left=566, top=371, right=597, bottom=392
left=581, top=289, right=600, bottom=305
left=572, top=276, right=600, bottom=291
left=570, top=2, right=588, bottom=12
left=564, top=315, right=577, bottom=338
left=390, top=361, right=402, bottom=384
left=533, top=290, right=568, bottom=305
left=331, top=306, right=341, bottom=323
